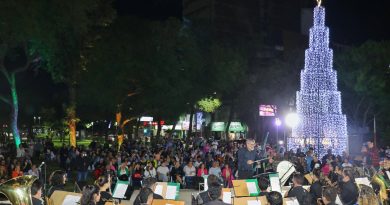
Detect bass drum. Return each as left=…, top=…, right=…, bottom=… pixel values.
left=276, top=161, right=296, bottom=186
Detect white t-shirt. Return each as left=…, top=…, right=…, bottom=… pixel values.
left=144, top=167, right=157, bottom=178
left=157, top=166, right=170, bottom=181
left=183, top=165, right=196, bottom=176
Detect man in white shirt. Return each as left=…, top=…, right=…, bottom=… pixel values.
left=157, top=162, right=170, bottom=182
left=183, top=161, right=196, bottom=189
left=194, top=156, right=203, bottom=168
left=183, top=161, right=196, bottom=176
left=209, top=161, right=221, bottom=177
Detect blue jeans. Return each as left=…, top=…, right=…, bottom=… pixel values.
left=77, top=171, right=88, bottom=182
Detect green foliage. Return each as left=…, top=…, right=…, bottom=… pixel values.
left=197, top=97, right=222, bottom=113
left=335, top=40, right=390, bottom=139
left=79, top=16, right=248, bottom=121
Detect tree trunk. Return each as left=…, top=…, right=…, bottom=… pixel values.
left=225, top=102, right=235, bottom=140
left=156, top=117, right=162, bottom=138
left=188, top=107, right=194, bottom=138
left=135, top=117, right=141, bottom=139
left=68, top=84, right=77, bottom=147
left=10, top=74, right=21, bottom=149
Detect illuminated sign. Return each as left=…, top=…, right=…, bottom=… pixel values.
left=140, top=116, right=153, bottom=122
left=259, top=105, right=277, bottom=116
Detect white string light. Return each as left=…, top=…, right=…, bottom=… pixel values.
left=287, top=6, right=348, bottom=157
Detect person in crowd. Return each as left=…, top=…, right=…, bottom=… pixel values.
left=258, top=176, right=270, bottom=196
left=183, top=161, right=196, bottom=177
left=11, top=164, right=23, bottom=178
left=321, top=149, right=335, bottom=165
left=31, top=180, right=43, bottom=205
left=131, top=163, right=143, bottom=188
left=80, top=185, right=101, bottom=205
left=209, top=161, right=222, bottom=178
left=341, top=158, right=353, bottom=168
left=339, top=169, right=358, bottom=205
left=267, top=191, right=283, bottom=205
left=237, top=138, right=262, bottom=179
left=171, top=161, right=184, bottom=185
left=117, top=161, right=130, bottom=181
left=28, top=164, right=40, bottom=178
left=311, top=155, right=321, bottom=171
left=306, top=148, right=314, bottom=172
left=286, top=173, right=311, bottom=205
left=183, top=161, right=196, bottom=188
left=157, top=161, right=170, bottom=182
left=47, top=170, right=67, bottom=197
left=95, top=174, right=112, bottom=205
left=194, top=156, right=203, bottom=168
left=367, top=139, right=380, bottom=169
left=204, top=182, right=230, bottom=205
left=320, top=187, right=338, bottom=205
left=144, top=161, right=157, bottom=179
left=77, top=151, right=90, bottom=182
left=221, top=163, right=234, bottom=188
left=197, top=175, right=219, bottom=204
left=133, top=187, right=154, bottom=205
left=197, top=163, right=208, bottom=177
left=310, top=168, right=322, bottom=204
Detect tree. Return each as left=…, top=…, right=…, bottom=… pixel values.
left=335, top=40, right=390, bottom=141
left=32, top=0, right=115, bottom=147
left=0, top=0, right=115, bottom=148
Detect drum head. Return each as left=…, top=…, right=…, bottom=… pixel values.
left=277, top=161, right=296, bottom=186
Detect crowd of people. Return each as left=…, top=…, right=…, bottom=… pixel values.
left=0, top=135, right=388, bottom=205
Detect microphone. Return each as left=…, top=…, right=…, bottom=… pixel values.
left=38, top=162, right=45, bottom=169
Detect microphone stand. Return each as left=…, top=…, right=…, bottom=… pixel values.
left=39, top=162, right=47, bottom=204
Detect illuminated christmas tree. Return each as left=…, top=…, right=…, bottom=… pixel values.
left=288, top=2, right=348, bottom=157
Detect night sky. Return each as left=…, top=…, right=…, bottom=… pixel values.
left=116, top=0, right=390, bottom=45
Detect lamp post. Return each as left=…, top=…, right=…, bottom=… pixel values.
left=285, top=113, right=299, bottom=151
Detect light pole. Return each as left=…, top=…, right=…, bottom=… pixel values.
left=285, top=113, right=299, bottom=151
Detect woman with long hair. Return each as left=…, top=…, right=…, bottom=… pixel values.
left=95, top=174, right=112, bottom=205
left=80, top=185, right=101, bottom=205
left=221, top=163, right=234, bottom=188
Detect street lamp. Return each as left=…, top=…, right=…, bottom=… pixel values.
left=285, top=113, right=299, bottom=128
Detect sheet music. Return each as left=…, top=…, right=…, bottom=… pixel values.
left=113, top=183, right=128, bottom=198
left=247, top=200, right=261, bottom=205
left=154, top=184, right=163, bottom=196
left=355, top=177, right=372, bottom=188
left=222, top=191, right=232, bottom=204
left=246, top=182, right=258, bottom=194
left=270, top=176, right=281, bottom=193
left=285, top=197, right=299, bottom=205
left=165, top=185, right=177, bottom=200
left=62, top=195, right=80, bottom=205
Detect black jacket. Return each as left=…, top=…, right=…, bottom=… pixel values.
left=32, top=197, right=43, bottom=205
left=310, top=181, right=322, bottom=204
left=287, top=185, right=311, bottom=205
left=340, top=180, right=358, bottom=205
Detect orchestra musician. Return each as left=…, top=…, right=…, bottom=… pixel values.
left=95, top=174, right=112, bottom=205
left=80, top=185, right=101, bottom=205
left=47, top=170, right=67, bottom=198
left=339, top=169, right=358, bottom=205
left=309, top=168, right=322, bottom=204
left=31, top=180, right=43, bottom=205
left=237, top=138, right=271, bottom=179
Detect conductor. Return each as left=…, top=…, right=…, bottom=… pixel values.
left=237, top=138, right=263, bottom=179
